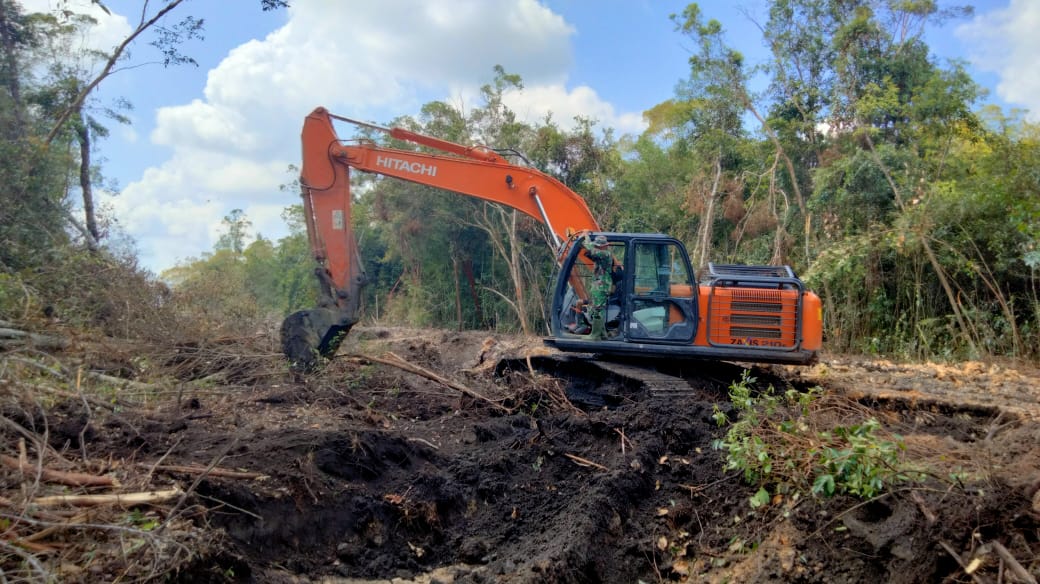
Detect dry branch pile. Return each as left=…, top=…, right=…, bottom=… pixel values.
left=0, top=323, right=283, bottom=582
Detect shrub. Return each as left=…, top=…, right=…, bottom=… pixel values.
left=712, top=371, right=912, bottom=507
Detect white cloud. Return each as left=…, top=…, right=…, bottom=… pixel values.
left=101, top=148, right=295, bottom=268
left=503, top=84, right=647, bottom=135
left=958, top=0, right=1040, bottom=120
left=152, top=100, right=264, bottom=154
left=111, top=0, right=647, bottom=271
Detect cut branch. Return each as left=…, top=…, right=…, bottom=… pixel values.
left=348, top=352, right=511, bottom=413
left=137, top=463, right=267, bottom=480
left=0, top=327, right=69, bottom=350
left=563, top=452, right=609, bottom=471
left=938, top=541, right=991, bottom=584
left=32, top=488, right=183, bottom=508
left=82, top=370, right=157, bottom=392
left=990, top=541, right=1037, bottom=584
left=1, top=454, right=117, bottom=487
left=44, top=0, right=188, bottom=145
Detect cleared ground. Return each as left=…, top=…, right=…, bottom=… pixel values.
left=1, top=326, right=1038, bottom=583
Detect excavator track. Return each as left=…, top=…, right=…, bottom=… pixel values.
left=497, top=354, right=743, bottom=407
left=582, top=359, right=697, bottom=398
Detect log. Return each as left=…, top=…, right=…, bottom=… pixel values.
left=137, top=463, right=267, bottom=480
left=32, top=488, right=183, bottom=508
left=349, top=352, right=510, bottom=412
left=1, top=455, right=118, bottom=487
left=83, top=370, right=157, bottom=392
left=0, top=327, right=69, bottom=350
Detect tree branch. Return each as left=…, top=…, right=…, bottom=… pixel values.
left=43, top=0, right=187, bottom=145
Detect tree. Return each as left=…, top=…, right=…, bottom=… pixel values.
left=0, top=0, right=286, bottom=272
left=643, top=5, right=750, bottom=268
left=41, top=0, right=196, bottom=146
left=215, top=209, right=253, bottom=255
left=672, top=3, right=815, bottom=266
left=0, top=1, right=69, bottom=270
left=529, top=116, right=622, bottom=228
left=361, top=68, right=564, bottom=334
left=778, top=0, right=994, bottom=356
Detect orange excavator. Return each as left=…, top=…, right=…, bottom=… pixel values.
left=281, top=107, right=823, bottom=372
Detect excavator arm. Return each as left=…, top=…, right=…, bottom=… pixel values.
left=281, top=107, right=599, bottom=370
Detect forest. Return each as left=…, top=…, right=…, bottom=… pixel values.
left=3, top=0, right=1037, bottom=363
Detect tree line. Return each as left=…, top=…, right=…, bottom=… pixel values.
left=1, top=1, right=1037, bottom=361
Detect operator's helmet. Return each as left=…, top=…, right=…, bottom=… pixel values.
left=593, top=235, right=609, bottom=248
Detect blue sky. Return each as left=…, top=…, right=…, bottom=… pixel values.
left=22, top=0, right=1036, bottom=273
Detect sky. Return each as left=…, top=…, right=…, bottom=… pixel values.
left=20, top=0, right=1039, bottom=274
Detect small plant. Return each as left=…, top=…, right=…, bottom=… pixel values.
left=124, top=509, right=159, bottom=531
left=348, top=363, right=375, bottom=391
left=712, top=370, right=911, bottom=506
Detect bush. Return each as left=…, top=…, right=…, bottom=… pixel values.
left=712, top=371, right=913, bottom=507
left=0, top=246, right=272, bottom=347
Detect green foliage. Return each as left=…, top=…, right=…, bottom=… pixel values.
left=162, top=249, right=263, bottom=335
left=0, top=128, right=73, bottom=270
left=810, top=418, right=903, bottom=498
left=806, top=105, right=1039, bottom=359
left=0, top=272, right=30, bottom=320
left=161, top=207, right=320, bottom=335
left=353, top=67, right=597, bottom=333
left=712, top=371, right=912, bottom=506
left=0, top=245, right=178, bottom=341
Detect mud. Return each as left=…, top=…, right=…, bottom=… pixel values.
left=18, top=328, right=1040, bottom=583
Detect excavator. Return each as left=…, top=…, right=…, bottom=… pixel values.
left=280, top=107, right=823, bottom=373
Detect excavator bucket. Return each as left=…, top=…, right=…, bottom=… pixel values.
left=280, top=308, right=356, bottom=373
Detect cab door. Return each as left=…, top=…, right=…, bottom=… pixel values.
left=550, top=236, right=627, bottom=339
left=625, top=239, right=697, bottom=343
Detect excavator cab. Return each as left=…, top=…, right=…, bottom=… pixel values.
left=550, top=233, right=698, bottom=344
left=547, top=233, right=821, bottom=365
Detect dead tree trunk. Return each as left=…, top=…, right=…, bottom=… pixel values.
left=694, top=155, right=723, bottom=268
left=76, top=109, right=100, bottom=245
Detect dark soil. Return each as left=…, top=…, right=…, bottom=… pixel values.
left=5, top=327, right=1040, bottom=583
